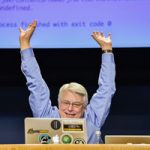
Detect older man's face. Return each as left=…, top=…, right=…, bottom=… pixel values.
left=59, top=90, right=85, bottom=118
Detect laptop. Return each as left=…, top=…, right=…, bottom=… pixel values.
left=105, top=135, right=150, bottom=144
left=25, top=117, right=87, bottom=144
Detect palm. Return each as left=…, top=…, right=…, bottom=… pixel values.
left=20, top=30, right=28, bottom=39
left=92, top=32, right=112, bottom=50
left=97, top=36, right=111, bottom=45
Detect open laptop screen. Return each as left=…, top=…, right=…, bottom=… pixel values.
left=25, top=118, right=87, bottom=144
left=105, top=135, right=150, bottom=144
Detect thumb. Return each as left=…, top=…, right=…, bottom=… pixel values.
left=19, top=27, right=24, bottom=33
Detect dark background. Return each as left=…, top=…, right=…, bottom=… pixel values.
left=0, top=47, right=150, bottom=143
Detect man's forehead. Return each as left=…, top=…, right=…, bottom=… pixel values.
left=61, top=90, right=84, bottom=101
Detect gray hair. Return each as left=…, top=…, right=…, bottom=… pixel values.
left=58, top=82, right=88, bottom=106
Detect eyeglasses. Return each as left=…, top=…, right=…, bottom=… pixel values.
left=61, top=100, right=84, bottom=109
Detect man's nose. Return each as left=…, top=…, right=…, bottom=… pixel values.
left=68, top=103, right=73, bottom=111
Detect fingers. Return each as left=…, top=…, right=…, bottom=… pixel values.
left=32, top=20, right=37, bottom=28
left=19, top=27, right=24, bottom=33
left=19, top=20, right=37, bottom=33
left=108, top=33, right=112, bottom=39
left=92, top=32, right=104, bottom=38
left=100, top=32, right=104, bottom=37
left=29, top=20, right=37, bottom=29
left=27, top=20, right=37, bottom=30
left=91, top=32, right=99, bottom=40
left=92, top=32, right=112, bottom=39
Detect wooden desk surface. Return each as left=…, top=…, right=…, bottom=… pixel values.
left=0, top=144, right=150, bottom=150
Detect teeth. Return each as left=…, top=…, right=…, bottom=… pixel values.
left=66, top=113, right=75, bottom=117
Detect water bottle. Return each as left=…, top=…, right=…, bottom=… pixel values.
left=95, top=130, right=101, bottom=144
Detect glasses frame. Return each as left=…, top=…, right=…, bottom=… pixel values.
left=60, top=100, right=84, bottom=109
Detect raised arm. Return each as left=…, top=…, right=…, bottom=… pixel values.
left=19, top=21, right=59, bottom=118
left=86, top=32, right=116, bottom=129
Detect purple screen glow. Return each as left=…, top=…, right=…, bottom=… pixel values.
left=0, top=0, right=150, bottom=48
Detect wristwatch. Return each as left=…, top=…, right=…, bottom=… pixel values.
left=102, top=49, right=113, bottom=53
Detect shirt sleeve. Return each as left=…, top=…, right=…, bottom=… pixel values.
left=85, top=53, right=116, bottom=129
left=20, top=48, right=59, bottom=118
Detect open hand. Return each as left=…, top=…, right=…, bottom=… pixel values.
left=92, top=32, right=112, bottom=51
left=19, top=20, right=37, bottom=50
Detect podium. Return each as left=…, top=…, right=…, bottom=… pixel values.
left=0, top=144, right=150, bottom=150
